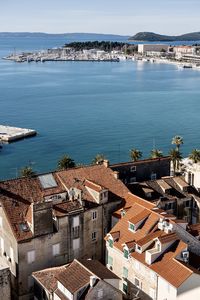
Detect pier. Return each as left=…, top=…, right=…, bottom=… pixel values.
left=0, top=125, right=37, bottom=142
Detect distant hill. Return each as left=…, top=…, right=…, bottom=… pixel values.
left=0, top=32, right=130, bottom=41
left=129, top=32, right=200, bottom=42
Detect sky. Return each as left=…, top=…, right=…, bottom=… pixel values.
left=0, top=0, right=200, bottom=35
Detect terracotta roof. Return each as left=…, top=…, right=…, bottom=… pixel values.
left=158, top=232, right=178, bottom=244
left=33, top=259, right=119, bottom=296
left=136, top=231, right=162, bottom=247
left=57, top=260, right=92, bottom=293
left=108, top=197, right=200, bottom=288
left=33, top=265, right=67, bottom=293
left=53, top=200, right=83, bottom=217
left=78, top=259, right=119, bottom=279
left=129, top=209, right=150, bottom=225
left=110, top=231, right=120, bottom=241
left=84, top=179, right=104, bottom=192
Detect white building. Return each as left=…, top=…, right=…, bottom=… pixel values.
left=138, top=44, right=169, bottom=55
left=106, top=194, right=200, bottom=300
left=182, top=158, right=200, bottom=191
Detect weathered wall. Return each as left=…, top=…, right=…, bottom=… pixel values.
left=0, top=267, right=11, bottom=300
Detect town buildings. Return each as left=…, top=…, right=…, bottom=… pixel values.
left=0, top=162, right=129, bottom=300
left=0, top=259, right=11, bottom=300
left=182, top=158, right=200, bottom=191
left=106, top=194, right=200, bottom=300
left=137, top=45, right=169, bottom=55
left=33, top=258, right=122, bottom=300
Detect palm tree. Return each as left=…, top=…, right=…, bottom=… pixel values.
left=92, top=154, right=106, bottom=165
left=57, top=155, right=75, bottom=170
left=20, top=166, right=36, bottom=178
left=130, top=149, right=142, bottom=162
left=150, top=149, right=163, bottom=159
left=171, top=136, right=183, bottom=151
left=169, top=149, right=182, bottom=175
left=189, top=149, right=200, bottom=163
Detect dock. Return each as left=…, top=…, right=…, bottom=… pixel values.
left=0, top=125, right=37, bottom=142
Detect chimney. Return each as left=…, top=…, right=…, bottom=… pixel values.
left=103, top=160, right=109, bottom=168
left=90, top=275, right=97, bottom=287
left=113, top=171, right=119, bottom=179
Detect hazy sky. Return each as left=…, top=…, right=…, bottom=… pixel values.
left=1, top=0, right=200, bottom=35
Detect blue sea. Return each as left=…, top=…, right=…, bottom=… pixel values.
left=0, top=34, right=200, bottom=180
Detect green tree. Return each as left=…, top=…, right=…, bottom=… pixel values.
left=20, top=166, right=36, bottom=178
left=169, top=149, right=182, bottom=175
left=57, top=155, right=75, bottom=170
left=189, top=149, right=200, bottom=163
left=130, top=149, right=142, bottom=162
left=92, top=154, right=106, bottom=165
left=171, top=136, right=183, bottom=151
left=150, top=149, right=163, bottom=159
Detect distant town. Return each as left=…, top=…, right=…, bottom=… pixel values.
left=3, top=41, right=200, bottom=69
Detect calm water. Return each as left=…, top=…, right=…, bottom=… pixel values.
left=0, top=35, right=200, bottom=180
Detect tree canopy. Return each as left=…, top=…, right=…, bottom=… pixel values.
left=57, top=155, right=76, bottom=170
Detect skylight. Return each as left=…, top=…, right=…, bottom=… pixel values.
left=39, top=174, right=57, bottom=189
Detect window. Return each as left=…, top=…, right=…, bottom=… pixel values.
left=52, top=243, right=60, bottom=256
left=73, top=216, right=80, bottom=227
left=151, top=173, right=157, bottom=180
left=92, top=231, right=97, bottom=241
left=124, top=249, right=129, bottom=259
left=108, top=255, right=113, bottom=266
left=73, top=238, right=80, bottom=250
left=123, top=283, right=128, bottom=294
left=130, top=177, right=136, bottom=184
left=129, top=223, right=135, bottom=231
left=135, top=260, right=140, bottom=271
left=130, top=166, right=136, bottom=172
left=123, top=267, right=128, bottom=278
left=135, top=277, right=140, bottom=288
left=109, top=239, right=113, bottom=248
left=10, top=246, right=14, bottom=262
left=72, top=226, right=80, bottom=238
left=92, top=211, right=97, bottom=220
left=185, top=200, right=191, bottom=208
left=27, top=250, right=35, bottom=264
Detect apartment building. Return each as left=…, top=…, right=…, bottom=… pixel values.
left=106, top=195, right=200, bottom=300
left=33, top=258, right=122, bottom=300
left=0, top=163, right=129, bottom=300
left=110, top=157, right=171, bottom=185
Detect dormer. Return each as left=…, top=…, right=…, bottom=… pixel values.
left=173, top=177, right=189, bottom=192
left=123, top=241, right=135, bottom=259
left=145, top=233, right=177, bottom=265
left=135, top=231, right=162, bottom=254
left=128, top=210, right=150, bottom=232
left=107, top=231, right=120, bottom=248
left=85, top=179, right=108, bottom=204
left=157, top=179, right=172, bottom=194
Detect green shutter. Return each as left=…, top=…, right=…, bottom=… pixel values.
left=124, top=249, right=129, bottom=259
left=129, top=223, right=135, bottom=231
left=123, top=267, right=128, bottom=278
left=109, top=239, right=113, bottom=248
left=123, top=283, right=128, bottom=293
left=108, top=255, right=113, bottom=266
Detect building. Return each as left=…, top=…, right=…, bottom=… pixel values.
left=128, top=176, right=200, bottom=224
left=106, top=195, right=200, bottom=300
left=33, top=258, right=122, bottom=300
left=0, top=163, right=129, bottom=300
left=0, top=259, right=11, bottom=300
left=182, top=158, right=200, bottom=191
left=138, top=44, right=169, bottom=55
left=110, top=157, right=171, bottom=185
left=173, top=46, right=196, bottom=59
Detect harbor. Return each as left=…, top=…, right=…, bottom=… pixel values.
left=0, top=125, right=37, bottom=142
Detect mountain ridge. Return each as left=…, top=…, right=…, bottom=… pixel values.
left=129, top=31, right=200, bottom=41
